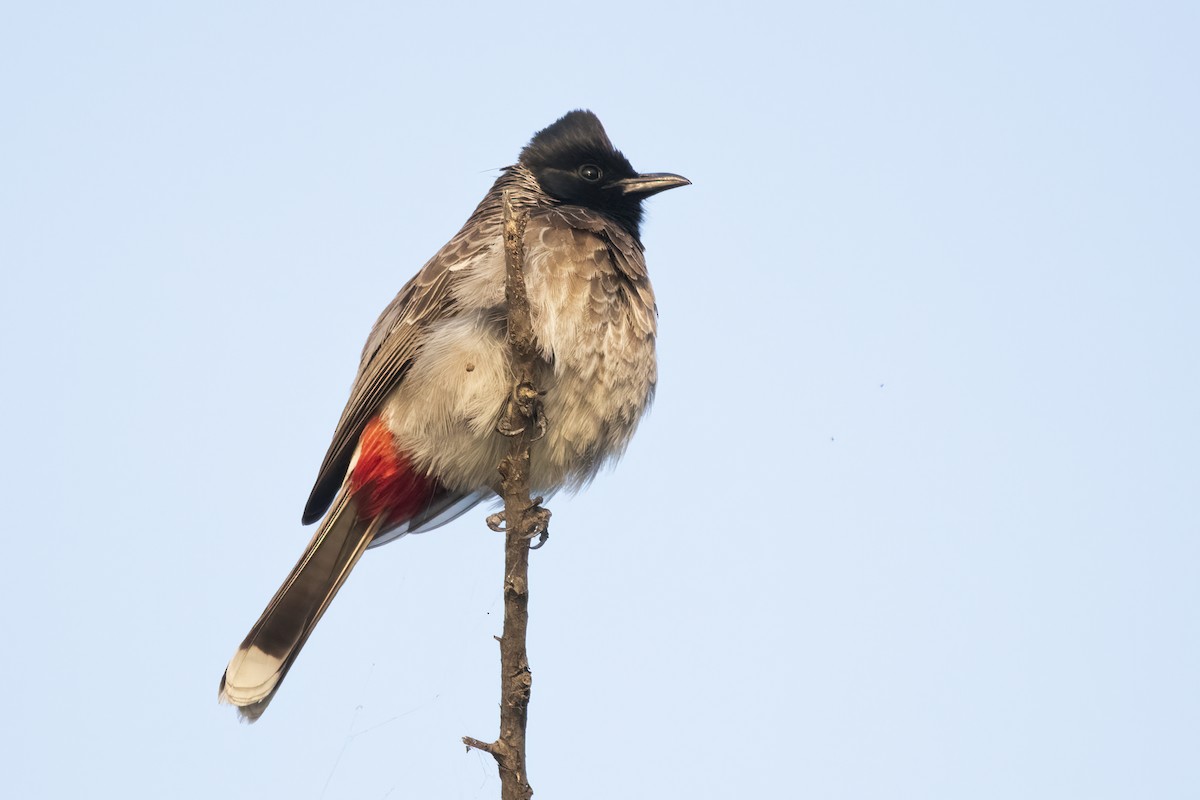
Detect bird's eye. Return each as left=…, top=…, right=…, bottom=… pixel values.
left=578, top=164, right=603, bottom=182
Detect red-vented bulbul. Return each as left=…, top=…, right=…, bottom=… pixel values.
left=219, top=110, right=689, bottom=720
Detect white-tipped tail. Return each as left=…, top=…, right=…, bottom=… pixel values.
left=219, top=492, right=380, bottom=721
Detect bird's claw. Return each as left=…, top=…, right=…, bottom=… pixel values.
left=530, top=413, right=548, bottom=442
left=495, top=418, right=525, bottom=437
left=497, top=382, right=545, bottom=438
left=485, top=497, right=551, bottom=549
left=526, top=500, right=551, bottom=549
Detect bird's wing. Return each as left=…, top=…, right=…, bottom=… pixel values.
left=301, top=200, right=503, bottom=524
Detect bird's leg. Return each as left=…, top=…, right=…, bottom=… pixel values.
left=486, top=496, right=551, bottom=549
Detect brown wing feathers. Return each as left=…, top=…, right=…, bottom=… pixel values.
left=301, top=209, right=499, bottom=524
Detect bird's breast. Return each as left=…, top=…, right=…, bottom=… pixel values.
left=384, top=218, right=657, bottom=494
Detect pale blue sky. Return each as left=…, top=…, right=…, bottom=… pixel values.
left=2, top=2, right=1197, bottom=798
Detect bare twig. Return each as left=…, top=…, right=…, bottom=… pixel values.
left=463, top=193, right=546, bottom=800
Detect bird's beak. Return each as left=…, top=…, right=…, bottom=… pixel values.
left=610, top=172, right=692, bottom=198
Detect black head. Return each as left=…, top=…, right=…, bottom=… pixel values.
left=519, top=110, right=689, bottom=237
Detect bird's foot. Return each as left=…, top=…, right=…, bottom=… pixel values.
left=496, top=382, right=546, bottom=439
left=526, top=501, right=551, bottom=549
left=486, top=497, right=551, bottom=549
left=530, top=413, right=547, bottom=442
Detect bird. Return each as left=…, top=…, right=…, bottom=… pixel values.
left=218, top=110, right=690, bottom=721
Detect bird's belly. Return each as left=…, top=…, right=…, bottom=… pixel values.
left=382, top=305, right=655, bottom=495
left=530, top=317, right=656, bottom=492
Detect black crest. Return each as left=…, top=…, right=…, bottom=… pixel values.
left=520, top=111, right=633, bottom=174
left=519, top=110, right=645, bottom=235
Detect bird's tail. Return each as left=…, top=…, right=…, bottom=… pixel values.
left=219, top=491, right=381, bottom=721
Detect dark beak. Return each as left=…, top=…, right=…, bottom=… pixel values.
left=610, top=172, right=691, bottom=198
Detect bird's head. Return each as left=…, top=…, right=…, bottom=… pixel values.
left=519, top=110, right=690, bottom=236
